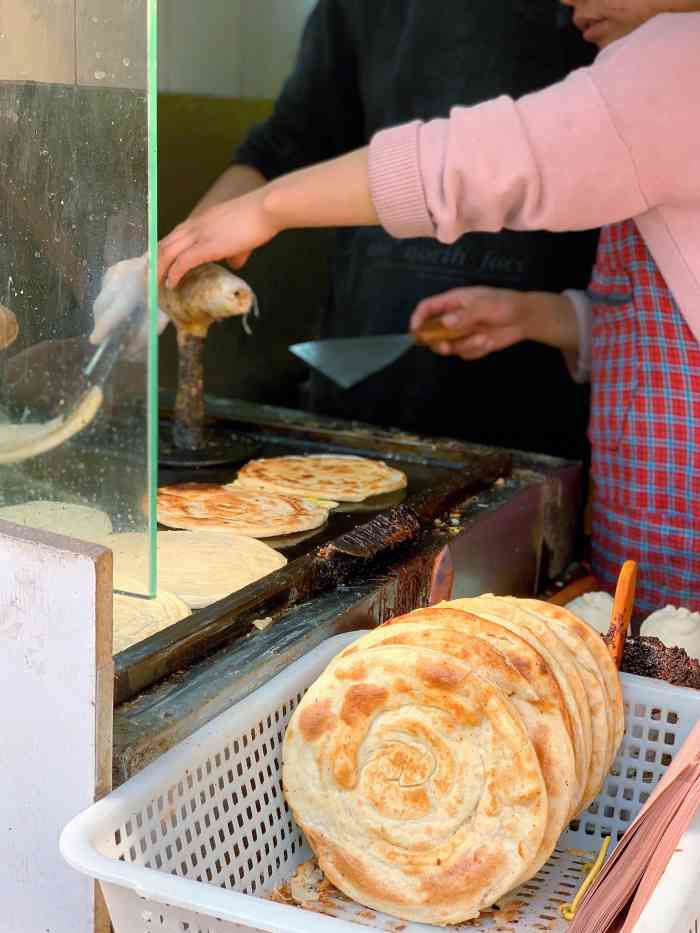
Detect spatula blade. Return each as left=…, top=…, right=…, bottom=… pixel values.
left=289, top=334, right=414, bottom=390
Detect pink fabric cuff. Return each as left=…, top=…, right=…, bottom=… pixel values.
left=368, top=122, right=435, bottom=239
left=562, top=289, right=592, bottom=384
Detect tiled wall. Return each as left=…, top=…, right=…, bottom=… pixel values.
left=0, top=0, right=147, bottom=88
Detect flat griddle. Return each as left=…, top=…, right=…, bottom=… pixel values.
left=113, top=401, right=511, bottom=704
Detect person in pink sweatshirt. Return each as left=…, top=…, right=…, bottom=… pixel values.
left=158, top=2, right=700, bottom=617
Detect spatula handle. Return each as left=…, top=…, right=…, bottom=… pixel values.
left=413, top=322, right=460, bottom=345
left=609, top=560, right=638, bottom=669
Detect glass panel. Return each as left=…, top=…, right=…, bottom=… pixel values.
left=0, top=0, right=157, bottom=596
left=156, top=1, right=327, bottom=408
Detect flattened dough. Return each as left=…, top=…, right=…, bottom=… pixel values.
left=113, top=585, right=192, bottom=653
left=0, top=387, right=102, bottom=464
left=0, top=500, right=112, bottom=542
left=104, top=530, right=287, bottom=609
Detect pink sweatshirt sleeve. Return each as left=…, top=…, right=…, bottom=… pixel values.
left=368, top=14, right=700, bottom=242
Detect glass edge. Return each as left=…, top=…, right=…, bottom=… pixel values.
left=147, top=0, right=159, bottom=598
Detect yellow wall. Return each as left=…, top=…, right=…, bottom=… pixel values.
left=157, top=92, right=331, bottom=405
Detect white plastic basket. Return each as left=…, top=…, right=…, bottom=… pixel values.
left=61, top=633, right=700, bottom=933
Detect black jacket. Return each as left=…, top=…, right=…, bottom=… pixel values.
left=235, top=0, right=599, bottom=458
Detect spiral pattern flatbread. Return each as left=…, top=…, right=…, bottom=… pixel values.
left=376, top=609, right=576, bottom=875
left=157, top=483, right=333, bottom=537
left=284, top=643, right=547, bottom=925
left=282, top=595, right=621, bottom=926
left=235, top=454, right=407, bottom=503
left=444, top=597, right=594, bottom=813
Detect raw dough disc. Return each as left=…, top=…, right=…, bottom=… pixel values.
left=113, top=585, right=191, bottom=653
left=104, top=530, right=287, bottom=609
left=0, top=386, right=102, bottom=465
left=0, top=418, right=63, bottom=450
left=0, top=500, right=112, bottom=543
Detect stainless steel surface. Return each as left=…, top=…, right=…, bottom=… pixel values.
left=289, top=333, right=415, bottom=389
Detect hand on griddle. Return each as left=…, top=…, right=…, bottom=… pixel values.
left=410, top=286, right=579, bottom=360
left=90, top=255, right=169, bottom=359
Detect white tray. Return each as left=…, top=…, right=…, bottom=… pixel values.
left=61, top=633, right=700, bottom=933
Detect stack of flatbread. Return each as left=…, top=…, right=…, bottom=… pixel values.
left=282, top=595, right=623, bottom=926
left=232, top=454, right=407, bottom=503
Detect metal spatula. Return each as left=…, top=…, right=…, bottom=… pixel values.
left=289, top=322, right=457, bottom=390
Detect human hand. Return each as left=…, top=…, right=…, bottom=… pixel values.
left=90, top=255, right=169, bottom=358
left=157, top=187, right=279, bottom=289
left=411, top=287, right=579, bottom=360
left=410, top=287, right=534, bottom=360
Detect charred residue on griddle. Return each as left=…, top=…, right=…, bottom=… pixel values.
left=318, top=506, right=420, bottom=561
left=310, top=506, right=422, bottom=591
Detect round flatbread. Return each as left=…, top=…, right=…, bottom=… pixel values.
left=523, top=599, right=625, bottom=767
left=113, top=586, right=191, bottom=653
left=283, top=641, right=547, bottom=925
left=0, top=500, right=112, bottom=543
left=499, top=598, right=612, bottom=806
left=441, top=596, right=593, bottom=817
left=157, top=483, right=332, bottom=537
left=235, top=454, right=407, bottom=503
left=334, top=612, right=575, bottom=882
left=104, top=530, right=287, bottom=609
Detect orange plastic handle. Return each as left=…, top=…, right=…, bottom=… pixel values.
left=413, top=323, right=459, bottom=345
left=610, top=560, right=638, bottom=669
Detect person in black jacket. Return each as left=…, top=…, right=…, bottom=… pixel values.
left=97, top=1, right=599, bottom=458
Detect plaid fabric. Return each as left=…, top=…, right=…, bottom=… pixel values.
left=588, top=220, right=700, bottom=615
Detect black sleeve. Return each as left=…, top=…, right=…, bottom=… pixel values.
left=233, top=0, right=364, bottom=181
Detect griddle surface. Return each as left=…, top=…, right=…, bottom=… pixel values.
left=158, top=431, right=461, bottom=561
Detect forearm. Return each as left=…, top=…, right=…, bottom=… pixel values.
left=189, top=164, right=268, bottom=219
left=522, top=292, right=580, bottom=353
left=522, top=290, right=592, bottom=384
left=262, top=148, right=378, bottom=230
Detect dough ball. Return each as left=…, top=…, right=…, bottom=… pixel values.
left=641, top=605, right=700, bottom=661
left=565, top=591, right=614, bottom=636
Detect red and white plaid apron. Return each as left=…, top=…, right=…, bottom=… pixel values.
left=588, top=220, right=700, bottom=618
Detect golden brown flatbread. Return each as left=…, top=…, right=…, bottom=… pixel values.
left=335, top=611, right=575, bottom=881
left=234, top=454, right=407, bottom=503
left=157, top=483, right=332, bottom=537
left=283, top=641, right=547, bottom=925
left=441, top=596, right=593, bottom=816
left=518, top=599, right=625, bottom=767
